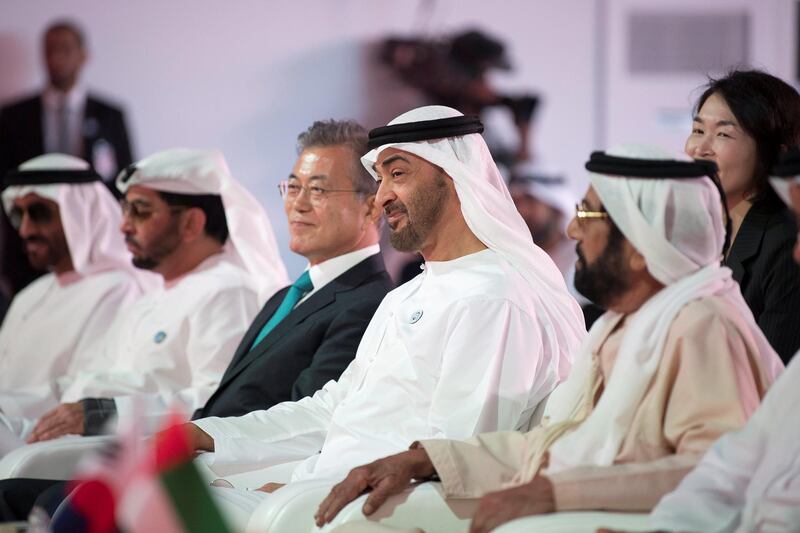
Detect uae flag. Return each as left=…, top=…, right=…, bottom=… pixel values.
left=53, top=412, right=230, bottom=533
left=117, top=413, right=231, bottom=533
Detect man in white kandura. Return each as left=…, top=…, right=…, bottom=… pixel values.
left=1, top=148, right=287, bottom=443
left=0, top=154, right=146, bottom=421
left=178, top=106, right=585, bottom=530
left=645, top=146, right=800, bottom=533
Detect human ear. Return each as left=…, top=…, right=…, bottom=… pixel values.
left=181, top=208, right=207, bottom=242
left=628, top=247, right=648, bottom=273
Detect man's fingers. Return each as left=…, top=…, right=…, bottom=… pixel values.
left=315, top=475, right=370, bottom=526
left=34, top=409, right=62, bottom=430
left=468, top=500, right=497, bottom=533
left=30, top=406, right=72, bottom=434
left=29, top=423, right=69, bottom=443
left=32, top=409, right=80, bottom=439
left=27, top=418, right=58, bottom=442
left=362, top=477, right=399, bottom=515
left=469, top=514, right=491, bottom=533
left=317, top=484, right=361, bottom=525
left=316, top=487, right=353, bottom=526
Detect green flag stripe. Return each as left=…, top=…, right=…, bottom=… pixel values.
left=159, top=461, right=231, bottom=533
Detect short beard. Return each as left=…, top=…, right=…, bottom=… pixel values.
left=24, top=235, right=69, bottom=272
left=128, top=219, right=181, bottom=271
left=388, top=173, right=449, bottom=253
left=132, top=255, right=159, bottom=270
left=573, top=223, right=631, bottom=308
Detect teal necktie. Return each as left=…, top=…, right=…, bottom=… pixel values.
left=251, top=270, right=314, bottom=349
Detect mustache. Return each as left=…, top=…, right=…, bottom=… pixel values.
left=575, top=244, right=587, bottom=265
left=22, top=236, right=47, bottom=245
left=384, top=201, right=408, bottom=217
left=125, top=235, right=141, bottom=249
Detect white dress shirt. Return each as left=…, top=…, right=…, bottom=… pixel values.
left=299, top=244, right=380, bottom=306
left=42, top=85, right=86, bottom=156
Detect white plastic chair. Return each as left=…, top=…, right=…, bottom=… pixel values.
left=0, top=435, right=113, bottom=480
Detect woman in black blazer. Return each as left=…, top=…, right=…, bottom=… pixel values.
left=685, top=69, right=800, bottom=364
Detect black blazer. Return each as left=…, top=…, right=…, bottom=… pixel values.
left=724, top=189, right=800, bottom=364
left=193, top=253, right=393, bottom=420
left=0, top=92, right=133, bottom=178
left=0, top=92, right=134, bottom=294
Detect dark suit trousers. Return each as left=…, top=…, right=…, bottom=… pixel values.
left=0, top=478, right=65, bottom=522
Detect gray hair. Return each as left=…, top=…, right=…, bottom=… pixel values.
left=296, top=120, right=377, bottom=196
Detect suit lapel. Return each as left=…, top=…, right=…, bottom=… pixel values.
left=81, top=97, right=99, bottom=158
left=31, top=97, right=44, bottom=154
left=215, top=255, right=386, bottom=392
left=221, top=287, right=289, bottom=379
left=724, top=197, right=775, bottom=282
left=218, top=282, right=339, bottom=389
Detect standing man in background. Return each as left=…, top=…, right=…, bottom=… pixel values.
left=0, top=19, right=133, bottom=297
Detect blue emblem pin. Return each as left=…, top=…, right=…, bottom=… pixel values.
left=409, top=310, right=423, bottom=324
left=154, top=331, right=167, bottom=344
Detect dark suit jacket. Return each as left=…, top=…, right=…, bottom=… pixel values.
left=724, top=189, right=800, bottom=364
left=193, top=253, right=393, bottom=420
left=0, top=92, right=134, bottom=294
left=0, top=92, right=133, bottom=178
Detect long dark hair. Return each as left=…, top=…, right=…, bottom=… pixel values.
left=694, top=69, right=800, bottom=199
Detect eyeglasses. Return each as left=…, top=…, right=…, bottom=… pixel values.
left=8, top=203, right=55, bottom=229
left=120, top=199, right=186, bottom=222
left=575, top=203, right=609, bottom=226
left=278, top=180, right=361, bottom=205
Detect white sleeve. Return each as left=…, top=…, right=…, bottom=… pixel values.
left=426, top=298, right=552, bottom=440
left=192, top=357, right=358, bottom=468
left=112, top=285, right=259, bottom=431
left=649, top=357, right=800, bottom=532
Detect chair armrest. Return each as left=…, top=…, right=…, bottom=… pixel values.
left=316, top=484, right=651, bottom=533
left=318, top=482, right=471, bottom=532
left=215, top=459, right=304, bottom=490
left=245, top=479, right=332, bottom=532
left=0, top=436, right=113, bottom=480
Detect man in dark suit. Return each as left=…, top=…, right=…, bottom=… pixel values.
left=0, top=119, right=394, bottom=522
left=195, top=118, right=392, bottom=420
left=0, top=20, right=133, bottom=296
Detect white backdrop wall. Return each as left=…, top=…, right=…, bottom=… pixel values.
left=1, top=1, right=795, bottom=277
left=601, top=0, right=797, bottom=154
